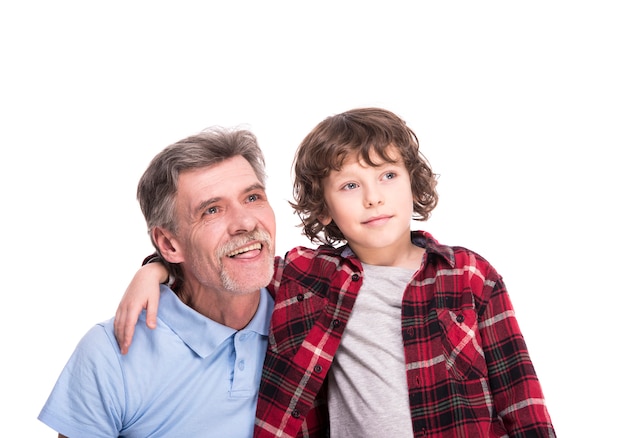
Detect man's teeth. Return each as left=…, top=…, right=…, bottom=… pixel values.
left=227, top=243, right=262, bottom=257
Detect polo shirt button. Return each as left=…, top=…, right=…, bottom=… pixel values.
left=351, top=274, right=359, bottom=281
left=297, top=294, right=304, bottom=301
left=291, top=409, right=300, bottom=418
left=456, top=314, right=465, bottom=323
left=332, top=319, right=341, bottom=328
left=314, top=364, right=323, bottom=373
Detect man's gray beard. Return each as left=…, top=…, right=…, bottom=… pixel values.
left=217, top=229, right=274, bottom=295
left=219, top=257, right=274, bottom=295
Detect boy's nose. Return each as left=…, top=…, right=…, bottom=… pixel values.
left=364, top=190, right=384, bottom=207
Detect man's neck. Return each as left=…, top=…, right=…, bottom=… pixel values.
left=178, top=286, right=261, bottom=330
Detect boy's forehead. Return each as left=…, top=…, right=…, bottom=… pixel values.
left=346, top=143, right=402, bottom=166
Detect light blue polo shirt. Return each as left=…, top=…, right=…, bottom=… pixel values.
left=38, top=285, right=273, bottom=438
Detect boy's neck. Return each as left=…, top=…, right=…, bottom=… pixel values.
left=352, top=241, right=425, bottom=270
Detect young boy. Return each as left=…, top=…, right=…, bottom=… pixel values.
left=115, top=108, right=556, bottom=437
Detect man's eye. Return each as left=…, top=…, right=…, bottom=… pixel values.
left=205, top=206, right=218, bottom=215
left=247, top=194, right=260, bottom=202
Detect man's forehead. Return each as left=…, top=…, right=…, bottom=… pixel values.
left=177, top=158, right=262, bottom=202
left=182, top=157, right=258, bottom=184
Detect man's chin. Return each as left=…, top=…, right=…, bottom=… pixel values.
left=220, top=265, right=274, bottom=295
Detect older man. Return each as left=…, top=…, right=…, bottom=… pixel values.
left=38, top=127, right=276, bottom=437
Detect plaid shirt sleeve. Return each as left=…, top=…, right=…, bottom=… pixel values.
left=483, top=274, right=554, bottom=436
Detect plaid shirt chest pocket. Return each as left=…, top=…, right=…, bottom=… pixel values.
left=436, top=306, right=487, bottom=381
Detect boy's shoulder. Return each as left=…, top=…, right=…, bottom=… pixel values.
left=280, top=233, right=497, bottom=275
left=281, top=244, right=358, bottom=277
left=415, top=230, right=496, bottom=272
left=284, top=244, right=347, bottom=260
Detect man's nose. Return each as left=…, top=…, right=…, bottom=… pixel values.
left=228, top=204, right=257, bottom=234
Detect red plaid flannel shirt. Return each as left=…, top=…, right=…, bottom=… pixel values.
left=254, top=231, right=555, bottom=437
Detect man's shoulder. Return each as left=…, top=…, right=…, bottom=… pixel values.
left=64, top=318, right=124, bottom=370
left=79, top=312, right=174, bottom=359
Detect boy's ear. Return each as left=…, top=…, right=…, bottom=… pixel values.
left=151, top=227, right=184, bottom=264
left=318, top=213, right=333, bottom=226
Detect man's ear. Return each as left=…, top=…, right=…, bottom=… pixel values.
left=151, top=227, right=184, bottom=264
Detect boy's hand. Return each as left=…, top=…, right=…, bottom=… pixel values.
left=114, top=262, right=168, bottom=354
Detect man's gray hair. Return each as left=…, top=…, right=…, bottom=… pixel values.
left=137, top=126, right=266, bottom=237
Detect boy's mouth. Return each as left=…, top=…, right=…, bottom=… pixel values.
left=363, top=215, right=392, bottom=225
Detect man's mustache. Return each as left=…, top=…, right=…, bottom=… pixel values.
left=217, top=229, right=273, bottom=259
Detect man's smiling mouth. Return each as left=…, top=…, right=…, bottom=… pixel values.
left=227, top=242, right=262, bottom=257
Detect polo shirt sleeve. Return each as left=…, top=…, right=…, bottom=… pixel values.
left=38, top=321, right=125, bottom=437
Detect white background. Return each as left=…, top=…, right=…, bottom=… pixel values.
left=1, top=1, right=624, bottom=436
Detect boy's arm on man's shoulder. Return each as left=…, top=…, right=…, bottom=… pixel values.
left=114, top=261, right=168, bottom=354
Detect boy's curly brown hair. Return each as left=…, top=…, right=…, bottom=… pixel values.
left=291, top=107, right=439, bottom=246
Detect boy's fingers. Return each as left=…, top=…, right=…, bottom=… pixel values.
left=114, top=301, right=146, bottom=355
left=114, top=306, right=132, bottom=355
left=145, top=295, right=160, bottom=330
left=121, top=320, right=137, bottom=355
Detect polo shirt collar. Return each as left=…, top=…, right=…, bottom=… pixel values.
left=157, top=285, right=273, bottom=358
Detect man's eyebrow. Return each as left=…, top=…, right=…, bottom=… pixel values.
left=196, top=197, right=220, bottom=214
left=194, top=183, right=266, bottom=214
left=246, top=182, right=266, bottom=192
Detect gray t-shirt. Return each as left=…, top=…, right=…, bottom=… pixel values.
left=328, top=263, right=415, bottom=437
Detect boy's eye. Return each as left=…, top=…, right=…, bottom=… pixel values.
left=383, top=172, right=396, bottom=180
left=342, top=182, right=358, bottom=190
